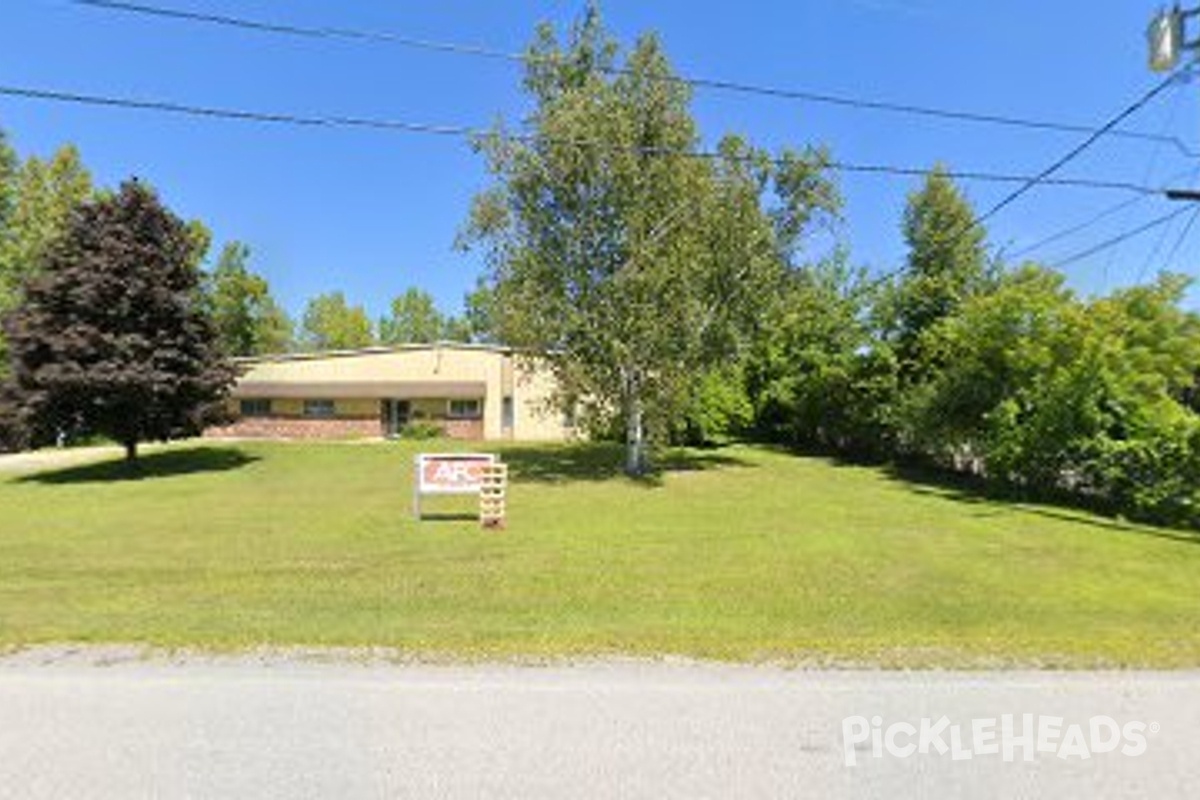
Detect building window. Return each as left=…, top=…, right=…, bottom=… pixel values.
left=303, top=399, right=336, bottom=418
left=447, top=398, right=482, bottom=419
left=240, top=399, right=272, bottom=418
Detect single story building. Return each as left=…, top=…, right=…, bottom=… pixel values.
left=207, top=343, right=574, bottom=441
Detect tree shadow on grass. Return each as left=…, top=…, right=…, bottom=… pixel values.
left=872, top=459, right=1200, bottom=546
left=497, top=441, right=751, bottom=486
left=15, top=446, right=259, bottom=485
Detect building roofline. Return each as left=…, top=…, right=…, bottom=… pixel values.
left=234, top=341, right=519, bottom=365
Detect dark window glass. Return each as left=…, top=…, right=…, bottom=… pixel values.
left=303, top=399, right=336, bottom=418
left=240, top=399, right=272, bottom=418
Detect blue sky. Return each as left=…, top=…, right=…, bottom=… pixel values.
left=2, top=1, right=1198, bottom=317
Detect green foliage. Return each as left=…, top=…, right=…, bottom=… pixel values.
left=460, top=277, right=497, bottom=343
left=883, top=165, right=990, bottom=373
left=0, top=144, right=95, bottom=378
left=3, top=181, right=235, bottom=461
left=0, top=145, right=94, bottom=295
left=379, top=287, right=450, bottom=344
left=675, top=364, right=753, bottom=446
left=399, top=420, right=445, bottom=440
left=208, top=242, right=293, bottom=356
left=905, top=265, right=1076, bottom=460
left=739, top=163, right=1200, bottom=530
left=461, top=6, right=836, bottom=474
left=299, top=291, right=374, bottom=351
left=911, top=269, right=1200, bottom=527
left=0, top=131, right=16, bottom=237
left=746, top=253, right=894, bottom=454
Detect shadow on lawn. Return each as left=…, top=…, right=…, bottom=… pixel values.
left=499, top=441, right=750, bottom=485
left=418, top=512, right=481, bottom=523
left=872, top=459, right=1200, bottom=546
left=16, top=446, right=259, bottom=485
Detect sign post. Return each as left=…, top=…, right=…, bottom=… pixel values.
left=413, top=453, right=497, bottom=519
left=479, top=463, right=509, bottom=529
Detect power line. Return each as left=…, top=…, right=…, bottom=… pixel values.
left=73, top=0, right=1200, bottom=158
left=856, top=69, right=1188, bottom=293
left=857, top=67, right=1189, bottom=293
left=1099, top=87, right=1189, bottom=291
left=0, top=82, right=1168, bottom=194
left=1050, top=206, right=1192, bottom=270
left=975, top=71, right=1185, bottom=227
left=1007, top=165, right=1198, bottom=260
left=1161, top=205, right=1200, bottom=272
left=1135, top=158, right=1200, bottom=282
left=1006, top=194, right=1148, bottom=260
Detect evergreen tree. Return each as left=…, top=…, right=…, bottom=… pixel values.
left=886, top=165, right=990, bottom=370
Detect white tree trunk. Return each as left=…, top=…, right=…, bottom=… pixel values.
left=622, top=362, right=648, bottom=476
left=625, top=396, right=647, bottom=476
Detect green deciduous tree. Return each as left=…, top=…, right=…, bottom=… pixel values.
left=0, top=144, right=94, bottom=294
left=746, top=252, right=895, bottom=455
left=208, top=242, right=293, bottom=356
left=916, top=268, right=1200, bottom=526
left=461, top=5, right=835, bottom=474
left=0, top=144, right=94, bottom=377
left=3, top=181, right=235, bottom=461
left=299, top=291, right=374, bottom=351
left=0, top=131, right=16, bottom=238
left=675, top=362, right=754, bottom=446
left=379, top=287, right=448, bottom=344
left=460, top=278, right=498, bottom=343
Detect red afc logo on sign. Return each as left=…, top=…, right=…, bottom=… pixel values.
left=421, top=457, right=490, bottom=491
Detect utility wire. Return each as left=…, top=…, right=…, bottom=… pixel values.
left=859, top=70, right=1189, bottom=292
left=0, top=82, right=1168, bottom=195
left=1008, top=165, right=1197, bottom=260
left=1006, top=194, right=1148, bottom=260
left=1050, top=206, right=1192, bottom=270
left=975, top=71, right=1185, bottom=226
left=1135, top=160, right=1200, bottom=283
left=73, top=0, right=1200, bottom=158
left=1160, top=205, right=1200, bottom=272
left=1102, top=85, right=1188, bottom=290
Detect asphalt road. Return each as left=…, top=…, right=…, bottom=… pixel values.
left=0, top=649, right=1197, bottom=799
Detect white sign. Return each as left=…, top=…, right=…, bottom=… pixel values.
left=413, top=453, right=497, bottom=517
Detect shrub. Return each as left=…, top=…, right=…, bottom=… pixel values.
left=400, top=421, right=444, bottom=440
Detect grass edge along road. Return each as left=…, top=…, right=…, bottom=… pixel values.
left=1, top=440, right=1197, bottom=668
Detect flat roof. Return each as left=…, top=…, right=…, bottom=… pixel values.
left=232, top=380, right=487, bottom=400
left=236, top=342, right=515, bottom=366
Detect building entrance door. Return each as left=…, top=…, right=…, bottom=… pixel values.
left=380, top=399, right=411, bottom=437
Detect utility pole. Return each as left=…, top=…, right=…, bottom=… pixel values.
left=1149, top=5, right=1200, bottom=202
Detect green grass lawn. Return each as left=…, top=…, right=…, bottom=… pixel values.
left=1, top=439, right=1198, bottom=667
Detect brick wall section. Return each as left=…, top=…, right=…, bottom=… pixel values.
left=442, top=418, right=484, bottom=440
left=206, top=416, right=486, bottom=441
left=206, top=417, right=381, bottom=440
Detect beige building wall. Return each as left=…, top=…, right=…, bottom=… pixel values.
left=224, top=344, right=571, bottom=442
left=512, top=358, right=575, bottom=442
